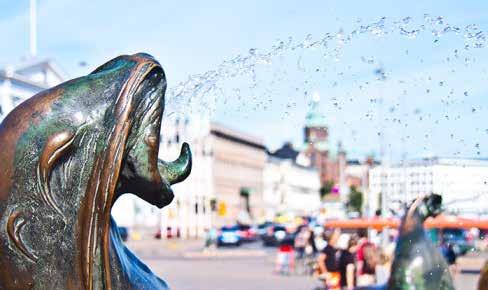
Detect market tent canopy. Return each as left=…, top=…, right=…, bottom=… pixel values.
left=324, top=218, right=400, bottom=230
left=324, top=216, right=488, bottom=230
left=424, top=215, right=488, bottom=230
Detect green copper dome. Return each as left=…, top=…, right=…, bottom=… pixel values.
left=305, top=98, right=327, bottom=128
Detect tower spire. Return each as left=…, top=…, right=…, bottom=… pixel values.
left=305, top=90, right=327, bottom=129
left=312, top=91, right=320, bottom=103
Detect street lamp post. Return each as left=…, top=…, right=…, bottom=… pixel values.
left=29, top=0, right=37, bottom=57
left=375, top=65, right=389, bottom=246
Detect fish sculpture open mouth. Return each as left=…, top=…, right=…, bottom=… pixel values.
left=108, top=54, right=192, bottom=209
left=385, top=193, right=454, bottom=290
left=0, top=53, right=191, bottom=290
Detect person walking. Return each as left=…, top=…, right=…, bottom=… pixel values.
left=317, top=229, right=340, bottom=289
left=275, top=228, right=296, bottom=275
left=356, top=229, right=377, bottom=286
left=295, top=226, right=310, bottom=260
left=442, top=242, right=458, bottom=279
left=295, top=225, right=317, bottom=275
left=336, top=234, right=358, bottom=290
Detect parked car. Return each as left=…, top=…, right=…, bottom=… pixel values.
left=118, top=226, right=129, bottom=242
left=262, top=224, right=287, bottom=247
left=236, top=224, right=258, bottom=242
left=217, top=225, right=242, bottom=247
left=257, top=222, right=273, bottom=237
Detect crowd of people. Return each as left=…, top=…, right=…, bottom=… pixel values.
left=316, top=229, right=389, bottom=290
left=275, top=227, right=395, bottom=290
left=273, top=225, right=460, bottom=290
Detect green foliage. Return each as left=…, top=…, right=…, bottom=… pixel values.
left=320, top=180, right=335, bottom=199
left=210, top=198, right=217, bottom=211
left=240, top=187, right=251, bottom=197
left=347, top=185, right=363, bottom=214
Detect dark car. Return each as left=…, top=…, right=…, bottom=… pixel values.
left=217, top=225, right=242, bottom=247
left=257, top=222, right=273, bottom=237
left=262, top=224, right=287, bottom=247
left=118, top=226, right=129, bottom=242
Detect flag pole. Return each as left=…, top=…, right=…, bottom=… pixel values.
left=29, top=0, right=37, bottom=57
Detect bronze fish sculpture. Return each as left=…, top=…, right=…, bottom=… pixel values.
left=478, top=260, right=488, bottom=290
left=0, top=53, right=191, bottom=290
left=357, top=194, right=455, bottom=290
left=386, top=194, right=454, bottom=290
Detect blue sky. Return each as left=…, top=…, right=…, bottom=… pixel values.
left=1, top=0, right=487, bottom=162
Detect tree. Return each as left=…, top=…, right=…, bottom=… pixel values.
left=320, top=180, right=335, bottom=199
left=347, top=185, right=363, bottom=214
left=210, top=198, right=217, bottom=211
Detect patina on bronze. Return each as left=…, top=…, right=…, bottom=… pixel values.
left=386, top=194, right=455, bottom=290
left=0, top=53, right=191, bottom=290
left=478, top=261, right=488, bottom=290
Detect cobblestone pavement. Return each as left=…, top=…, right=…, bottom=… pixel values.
left=128, top=239, right=485, bottom=290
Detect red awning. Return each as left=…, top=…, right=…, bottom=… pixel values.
left=324, top=218, right=400, bottom=230
left=424, top=215, right=488, bottom=230
left=324, top=215, right=488, bottom=230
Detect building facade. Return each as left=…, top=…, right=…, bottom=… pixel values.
left=210, top=123, right=267, bottom=226
left=263, top=153, right=321, bottom=220
left=0, top=59, right=64, bottom=121
left=345, top=156, right=378, bottom=191
left=113, top=115, right=215, bottom=238
left=113, top=118, right=268, bottom=238
left=368, top=157, right=488, bottom=217
left=158, top=116, right=215, bottom=238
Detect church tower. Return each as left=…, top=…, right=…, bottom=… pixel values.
left=304, top=92, right=328, bottom=146
left=302, top=92, right=332, bottom=186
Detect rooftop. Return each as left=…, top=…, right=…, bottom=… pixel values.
left=270, top=142, right=299, bottom=160
left=210, top=122, right=266, bottom=151
left=389, top=157, right=488, bottom=168
left=0, top=58, right=65, bottom=89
